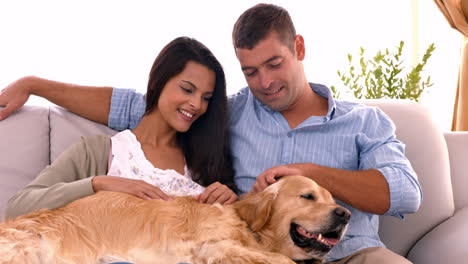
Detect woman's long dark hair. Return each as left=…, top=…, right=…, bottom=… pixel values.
left=144, top=37, right=236, bottom=192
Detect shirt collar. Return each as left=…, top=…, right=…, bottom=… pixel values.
left=252, top=82, right=337, bottom=121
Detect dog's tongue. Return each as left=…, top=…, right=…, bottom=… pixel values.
left=323, top=237, right=339, bottom=247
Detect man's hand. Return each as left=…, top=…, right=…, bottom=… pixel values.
left=254, top=163, right=392, bottom=214
left=92, top=175, right=172, bottom=201
left=0, top=77, right=33, bottom=120
left=196, top=182, right=238, bottom=205
left=253, top=164, right=305, bottom=192
left=1, top=76, right=113, bottom=124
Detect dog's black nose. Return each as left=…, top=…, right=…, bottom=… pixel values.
left=333, top=207, right=351, bottom=223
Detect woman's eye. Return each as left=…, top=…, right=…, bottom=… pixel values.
left=270, top=63, right=281, bottom=68
left=180, top=86, right=192, bottom=93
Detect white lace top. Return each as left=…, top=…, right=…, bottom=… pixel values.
left=107, top=130, right=205, bottom=196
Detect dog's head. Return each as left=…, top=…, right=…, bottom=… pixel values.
left=235, top=175, right=350, bottom=262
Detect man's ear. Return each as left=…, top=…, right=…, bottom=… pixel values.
left=295, top=34, right=305, bottom=60
left=234, top=189, right=276, bottom=232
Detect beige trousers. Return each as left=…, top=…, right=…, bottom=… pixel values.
left=326, top=247, right=412, bottom=264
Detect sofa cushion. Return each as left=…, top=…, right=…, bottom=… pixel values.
left=0, top=106, right=50, bottom=221
left=49, top=106, right=117, bottom=162
left=363, top=100, right=454, bottom=257
left=407, top=206, right=468, bottom=263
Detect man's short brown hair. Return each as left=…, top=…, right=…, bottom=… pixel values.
left=232, top=3, right=297, bottom=52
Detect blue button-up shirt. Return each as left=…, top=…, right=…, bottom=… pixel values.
left=109, top=83, right=422, bottom=262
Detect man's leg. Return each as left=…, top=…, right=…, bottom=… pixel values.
left=327, top=247, right=412, bottom=264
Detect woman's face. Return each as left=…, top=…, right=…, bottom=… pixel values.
left=157, top=61, right=215, bottom=133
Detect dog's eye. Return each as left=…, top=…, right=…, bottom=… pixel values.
left=300, top=194, right=315, bottom=201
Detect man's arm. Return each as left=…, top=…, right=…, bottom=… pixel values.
left=254, top=108, right=422, bottom=217
left=254, top=164, right=391, bottom=215
left=0, top=76, right=112, bottom=124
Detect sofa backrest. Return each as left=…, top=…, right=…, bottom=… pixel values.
left=0, top=106, right=50, bottom=221
left=49, top=106, right=117, bottom=162
left=363, top=100, right=455, bottom=257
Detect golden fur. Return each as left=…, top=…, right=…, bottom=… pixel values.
left=0, top=175, right=350, bottom=264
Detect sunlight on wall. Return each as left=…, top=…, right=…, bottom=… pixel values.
left=0, top=0, right=461, bottom=130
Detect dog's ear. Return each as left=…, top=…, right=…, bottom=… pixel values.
left=234, top=189, right=276, bottom=232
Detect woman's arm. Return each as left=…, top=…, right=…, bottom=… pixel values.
left=4, top=135, right=110, bottom=219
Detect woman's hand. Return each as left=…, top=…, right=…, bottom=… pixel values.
left=196, top=182, right=238, bottom=205
left=92, top=175, right=172, bottom=201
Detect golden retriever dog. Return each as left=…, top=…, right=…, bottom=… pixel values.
left=0, top=175, right=350, bottom=264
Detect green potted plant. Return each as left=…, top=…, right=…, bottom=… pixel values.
left=330, top=41, right=435, bottom=102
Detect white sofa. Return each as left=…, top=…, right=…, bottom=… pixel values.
left=0, top=100, right=467, bottom=263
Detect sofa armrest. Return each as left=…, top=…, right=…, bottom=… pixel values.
left=365, top=100, right=454, bottom=257
left=407, top=206, right=468, bottom=263
left=444, top=131, right=468, bottom=211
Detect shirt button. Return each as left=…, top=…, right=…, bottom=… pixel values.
left=287, top=132, right=293, bottom=137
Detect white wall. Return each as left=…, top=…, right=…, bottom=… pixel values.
left=0, top=0, right=461, bottom=130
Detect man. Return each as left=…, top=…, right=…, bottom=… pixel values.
left=0, top=3, right=421, bottom=264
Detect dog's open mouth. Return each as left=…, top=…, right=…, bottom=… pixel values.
left=290, top=222, right=343, bottom=252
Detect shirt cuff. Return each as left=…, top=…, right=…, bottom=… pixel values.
left=109, top=88, right=134, bottom=131
left=378, top=166, right=405, bottom=219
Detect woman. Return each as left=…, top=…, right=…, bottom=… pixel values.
left=5, top=37, right=237, bottom=219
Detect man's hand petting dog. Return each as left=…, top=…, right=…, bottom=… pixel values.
left=254, top=164, right=307, bottom=192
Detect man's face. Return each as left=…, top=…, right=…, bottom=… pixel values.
left=235, top=31, right=305, bottom=112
